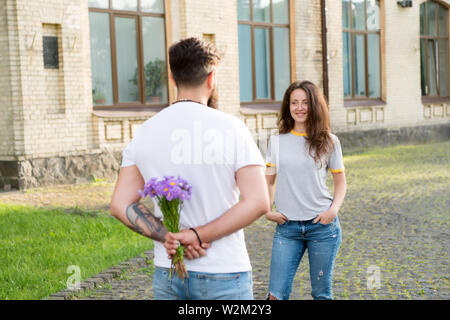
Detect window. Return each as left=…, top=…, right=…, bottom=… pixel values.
left=237, top=0, right=292, bottom=103
left=420, top=1, right=449, bottom=98
left=43, top=36, right=59, bottom=69
left=342, top=0, right=381, bottom=100
left=88, top=0, right=168, bottom=108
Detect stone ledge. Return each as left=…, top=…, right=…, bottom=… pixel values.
left=43, top=250, right=154, bottom=300
left=344, top=99, right=386, bottom=108
left=336, top=123, right=450, bottom=152
left=93, top=107, right=164, bottom=119
left=0, top=149, right=105, bottom=162
left=239, top=103, right=281, bottom=115
left=0, top=150, right=123, bottom=190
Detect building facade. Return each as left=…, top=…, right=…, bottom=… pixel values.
left=0, top=0, right=449, bottom=189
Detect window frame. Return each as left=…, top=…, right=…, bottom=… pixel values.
left=88, top=0, right=171, bottom=111
left=420, top=0, right=450, bottom=100
left=238, top=0, right=295, bottom=106
left=342, top=0, right=382, bottom=102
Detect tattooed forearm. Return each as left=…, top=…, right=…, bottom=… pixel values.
left=126, top=203, right=168, bottom=243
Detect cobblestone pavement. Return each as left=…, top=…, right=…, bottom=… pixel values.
left=23, top=142, right=450, bottom=300
left=63, top=209, right=448, bottom=300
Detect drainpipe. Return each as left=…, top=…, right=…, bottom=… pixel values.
left=320, top=0, right=329, bottom=102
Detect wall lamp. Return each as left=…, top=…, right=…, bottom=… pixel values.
left=397, top=1, right=413, bottom=8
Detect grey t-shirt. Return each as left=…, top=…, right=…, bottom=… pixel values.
left=265, top=130, right=345, bottom=221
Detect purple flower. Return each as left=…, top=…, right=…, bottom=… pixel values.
left=179, top=190, right=188, bottom=201
left=139, top=176, right=192, bottom=202
left=138, top=175, right=192, bottom=279
left=139, top=177, right=158, bottom=198
left=173, top=176, right=192, bottom=200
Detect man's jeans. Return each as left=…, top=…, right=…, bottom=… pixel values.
left=268, top=216, right=342, bottom=300
left=153, top=266, right=253, bottom=300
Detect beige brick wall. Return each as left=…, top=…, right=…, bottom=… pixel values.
left=327, top=0, right=450, bottom=132
left=1, top=0, right=27, bottom=160
left=294, top=0, right=324, bottom=87
left=326, top=0, right=347, bottom=132
left=172, top=0, right=241, bottom=116
left=0, top=0, right=94, bottom=161
left=1, top=0, right=449, bottom=164
left=383, top=0, right=422, bottom=128
left=0, top=1, right=15, bottom=159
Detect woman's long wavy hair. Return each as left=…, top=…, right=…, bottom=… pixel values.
left=277, top=80, right=334, bottom=167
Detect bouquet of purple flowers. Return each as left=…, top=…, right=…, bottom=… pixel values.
left=139, top=176, right=192, bottom=279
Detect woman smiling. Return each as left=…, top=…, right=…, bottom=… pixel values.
left=265, top=80, right=347, bottom=300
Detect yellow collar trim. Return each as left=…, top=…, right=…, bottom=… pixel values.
left=290, top=130, right=307, bottom=137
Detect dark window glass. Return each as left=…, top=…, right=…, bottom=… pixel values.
left=43, top=36, right=59, bottom=69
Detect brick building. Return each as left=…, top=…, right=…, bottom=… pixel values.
left=0, top=0, right=449, bottom=189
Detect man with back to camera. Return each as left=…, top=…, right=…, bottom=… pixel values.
left=109, top=37, right=270, bottom=300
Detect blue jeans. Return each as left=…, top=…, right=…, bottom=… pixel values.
left=268, top=216, right=342, bottom=300
left=153, top=266, right=254, bottom=300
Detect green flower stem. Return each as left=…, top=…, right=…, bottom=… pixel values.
left=158, top=197, right=187, bottom=279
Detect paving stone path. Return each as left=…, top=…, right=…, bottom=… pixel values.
left=39, top=142, right=450, bottom=300
left=56, top=200, right=449, bottom=300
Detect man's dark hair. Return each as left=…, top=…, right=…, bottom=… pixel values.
left=169, top=37, right=221, bottom=88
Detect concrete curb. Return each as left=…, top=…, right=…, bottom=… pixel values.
left=43, top=250, right=154, bottom=300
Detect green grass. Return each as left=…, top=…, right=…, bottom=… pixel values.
left=0, top=204, right=153, bottom=300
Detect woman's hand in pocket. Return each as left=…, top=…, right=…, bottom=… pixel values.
left=313, top=209, right=337, bottom=225
left=266, top=211, right=288, bottom=224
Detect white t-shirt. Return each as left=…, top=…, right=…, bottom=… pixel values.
left=121, top=101, right=265, bottom=273
left=266, top=131, right=345, bottom=221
